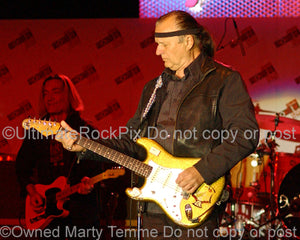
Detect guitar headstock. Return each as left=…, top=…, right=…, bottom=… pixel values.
left=22, top=118, right=61, bottom=137
left=102, top=168, right=126, bottom=180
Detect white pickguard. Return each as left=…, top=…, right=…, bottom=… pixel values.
left=128, top=160, right=184, bottom=222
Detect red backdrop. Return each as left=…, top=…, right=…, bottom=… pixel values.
left=0, top=18, right=299, bottom=156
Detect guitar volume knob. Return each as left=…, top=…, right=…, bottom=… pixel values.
left=185, top=204, right=192, bottom=221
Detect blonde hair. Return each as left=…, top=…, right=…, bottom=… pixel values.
left=38, top=74, right=84, bottom=117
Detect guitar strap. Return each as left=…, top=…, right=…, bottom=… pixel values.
left=141, top=75, right=163, bottom=120
left=132, top=75, right=163, bottom=142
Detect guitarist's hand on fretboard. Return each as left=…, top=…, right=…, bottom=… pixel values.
left=78, top=176, right=94, bottom=195
left=55, top=121, right=86, bottom=153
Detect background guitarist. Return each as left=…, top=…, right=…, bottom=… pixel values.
left=16, top=74, right=104, bottom=239
left=57, top=11, right=259, bottom=240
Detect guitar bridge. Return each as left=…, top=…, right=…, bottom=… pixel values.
left=182, top=191, right=190, bottom=200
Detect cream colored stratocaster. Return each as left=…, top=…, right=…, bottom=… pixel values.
left=22, top=118, right=225, bottom=228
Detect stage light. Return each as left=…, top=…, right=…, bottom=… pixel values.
left=251, top=159, right=258, bottom=167
left=0, top=154, right=15, bottom=162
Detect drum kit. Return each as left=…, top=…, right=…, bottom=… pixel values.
left=220, top=107, right=300, bottom=239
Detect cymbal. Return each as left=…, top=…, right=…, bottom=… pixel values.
left=256, top=114, right=300, bottom=142
left=254, top=104, right=278, bottom=114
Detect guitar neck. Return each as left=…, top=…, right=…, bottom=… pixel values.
left=76, top=137, right=152, bottom=178
left=56, top=169, right=125, bottom=200
left=56, top=183, right=80, bottom=201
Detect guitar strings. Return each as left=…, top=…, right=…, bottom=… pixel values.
left=149, top=174, right=185, bottom=194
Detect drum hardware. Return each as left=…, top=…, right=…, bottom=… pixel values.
left=224, top=164, right=300, bottom=239
left=249, top=180, right=260, bottom=188
left=247, top=163, right=300, bottom=239
left=254, top=218, right=286, bottom=239
left=231, top=151, right=269, bottom=196
left=252, top=208, right=266, bottom=222
left=219, top=211, right=235, bottom=227
left=252, top=204, right=299, bottom=239
left=225, top=111, right=300, bottom=238
left=257, top=113, right=281, bottom=222
left=246, top=218, right=260, bottom=228
left=245, top=207, right=266, bottom=233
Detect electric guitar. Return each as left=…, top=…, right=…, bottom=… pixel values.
left=22, top=118, right=225, bottom=228
left=25, top=168, right=125, bottom=230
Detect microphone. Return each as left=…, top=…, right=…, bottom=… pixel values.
left=232, top=18, right=246, bottom=56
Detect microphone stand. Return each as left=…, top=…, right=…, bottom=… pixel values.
left=129, top=171, right=143, bottom=240
left=137, top=201, right=142, bottom=240
left=232, top=18, right=246, bottom=56
left=216, top=18, right=246, bottom=57
left=268, top=113, right=279, bottom=224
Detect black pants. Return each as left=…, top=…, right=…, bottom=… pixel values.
left=141, top=209, right=222, bottom=240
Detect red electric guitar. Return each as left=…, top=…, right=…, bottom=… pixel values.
left=25, top=168, right=125, bottom=230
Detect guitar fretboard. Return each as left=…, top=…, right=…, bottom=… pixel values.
left=56, top=184, right=80, bottom=200
left=55, top=169, right=123, bottom=201
left=77, top=137, right=152, bottom=178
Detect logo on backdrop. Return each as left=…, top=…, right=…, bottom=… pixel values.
left=282, top=99, right=300, bottom=119
left=95, top=100, right=123, bottom=121
left=52, top=28, right=80, bottom=50
left=8, top=28, right=35, bottom=50
left=96, top=28, right=123, bottom=50
left=7, top=100, right=33, bottom=121
left=71, top=64, right=98, bottom=85
left=274, top=26, right=300, bottom=48
left=0, top=64, right=12, bottom=85
left=140, top=33, right=154, bottom=49
left=27, top=65, right=53, bottom=85
left=249, top=63, right=278, bottom=84
left=114, top=64, right=143, bottom=85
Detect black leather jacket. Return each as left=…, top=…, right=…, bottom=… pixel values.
left=83, top=54, right=259, bottom=185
